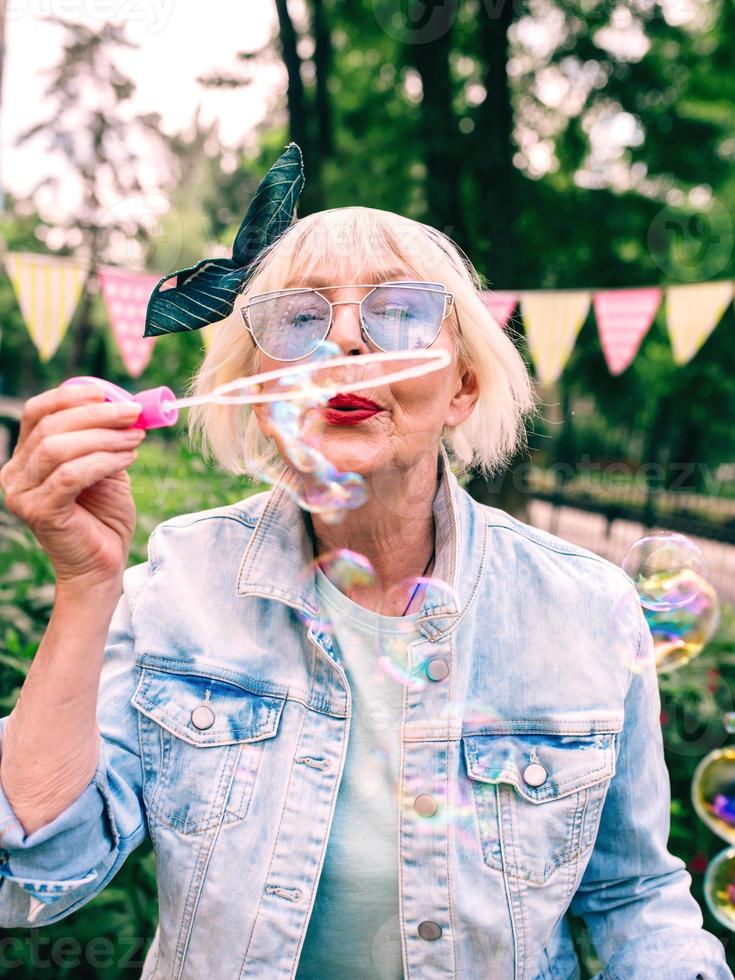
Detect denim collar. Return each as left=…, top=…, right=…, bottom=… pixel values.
left=235, top=443, right=486, bottom=641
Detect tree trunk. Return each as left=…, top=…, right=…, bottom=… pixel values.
left=408, top=0, right=466, bottom=244
left=466, top=1, right=528, bottom=519
left=475, top=0, right=518, bottom=288
left=274, top=0, right=324, bottom=213
left=311, top=0, right=333, bottom=159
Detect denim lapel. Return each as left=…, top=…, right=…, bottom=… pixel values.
left=235, top=443, right=486, bottom=641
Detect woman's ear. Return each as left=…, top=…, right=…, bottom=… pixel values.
left=252, top=401, right=274, bottom=438
left=445, top=365, right=480, bottom=428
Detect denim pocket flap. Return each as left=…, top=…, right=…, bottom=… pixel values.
left=462, top=732, right=618, bottom=804
left=131, top=667, right=285, bottom=746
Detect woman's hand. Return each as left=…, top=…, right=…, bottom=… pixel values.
left=0, top=383, right=147, bottom=593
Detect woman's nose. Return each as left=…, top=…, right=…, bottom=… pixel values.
left=328, top=300, right=371, bottom=356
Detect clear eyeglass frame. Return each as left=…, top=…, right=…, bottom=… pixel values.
left=239, top=280, right=456, bottom=362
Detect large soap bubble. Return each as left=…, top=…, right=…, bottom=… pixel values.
left=704, top=848, right=735, bottom=931
left=692, top=748, right=735, bottom=845
left=622, top=531, right=708, bottom=611
left=644, top=572, right=720, bottom=672
left=209, top=344, right=452, bottom=524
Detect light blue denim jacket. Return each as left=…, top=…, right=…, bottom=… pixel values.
left=0, top=447, right=731, bottom=980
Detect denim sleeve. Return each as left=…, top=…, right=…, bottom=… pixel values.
left=570, top=600, right=733, bottom=980
left=0, top=559, right=150, bottom=928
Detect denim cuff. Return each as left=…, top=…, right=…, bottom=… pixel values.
left=592, top=927, right=733, bottom=980
left=0, top=716, right=116, bottom=920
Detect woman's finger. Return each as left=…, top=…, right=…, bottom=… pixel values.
left=10, top=427, right=146, bottom=492
left=15, top=399, right=144, bottom=466
left=17, top=384, right=107, bottom=445
left=36, top=448, right=140, bottom=509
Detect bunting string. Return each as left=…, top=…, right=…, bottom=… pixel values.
left=1, top=249, right=733, bottom=379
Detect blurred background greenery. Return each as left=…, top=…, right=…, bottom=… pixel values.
left=1, top=0, right=735, bottom=975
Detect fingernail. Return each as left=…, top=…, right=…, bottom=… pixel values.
left=122, top=402, right=143, bottom=415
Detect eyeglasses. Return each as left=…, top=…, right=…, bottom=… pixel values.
left=240, top=280, right=455, bottom=362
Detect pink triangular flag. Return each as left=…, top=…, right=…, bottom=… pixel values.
left=593, top=287, right=662, bottom=375
left=98, top=267, right=160, bottom=377
left=480, top=291, right=519, bottom=330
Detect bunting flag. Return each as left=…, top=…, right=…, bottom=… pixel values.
left=593, top=287, right=662, bottom=376
left=3, top=248, right=733, bottom=377
left=97, top=267, right=159, bottom=377
left=480, top=291, right=519, bottom=329
left=520, top=291, right=591, bottom=383
left=665, top=281, right=734, bottom=366
left=3, top=252, right=88, bottom=361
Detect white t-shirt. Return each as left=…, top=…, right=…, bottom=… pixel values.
left=295, top=565, right=421, bottom=980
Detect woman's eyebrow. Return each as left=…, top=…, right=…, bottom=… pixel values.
left=286, top=270, right=413, bottom=289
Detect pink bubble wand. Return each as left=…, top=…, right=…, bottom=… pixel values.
left=60, top=348, right=451, bottom=429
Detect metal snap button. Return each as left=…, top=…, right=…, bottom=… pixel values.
left=191, top=704, right=216, bottom=731
left=414, top=794, right=438, bottom=817
left=426, top=658, right=449, bottom=682
left=418, top=920, right=442, bottom=941
left=523, top=762, right=548, bottom=787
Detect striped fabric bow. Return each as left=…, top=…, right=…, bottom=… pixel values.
left=143, top=141, right=305, bottom=337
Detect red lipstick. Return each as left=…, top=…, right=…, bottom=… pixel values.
left=322, top=393, right=385, bottom=426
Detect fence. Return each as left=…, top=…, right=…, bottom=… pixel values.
left=528, top=471, right=735, bottom=603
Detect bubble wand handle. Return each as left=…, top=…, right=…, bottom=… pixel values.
left=59, top=377, right=179, bottom=430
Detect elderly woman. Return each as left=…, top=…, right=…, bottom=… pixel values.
left=0, top=195, right=731, bottom=978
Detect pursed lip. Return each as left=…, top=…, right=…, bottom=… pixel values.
left=326, top=393, right=384, bottom=411
left=321, top=392, right=386, bottom=425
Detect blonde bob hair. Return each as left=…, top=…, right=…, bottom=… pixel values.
left=186, top=206, right=536, bottom=479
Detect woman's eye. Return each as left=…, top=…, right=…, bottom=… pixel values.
left=374, top=304, right=410, bottom=318
left=290, top=310, right=325, bottom=327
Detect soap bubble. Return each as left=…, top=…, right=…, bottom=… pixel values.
left=373, top=574, right=461, bottom=687
left=252, top=342, right=369, bottom=522
left=692, top=748, right=735, bottom=844
left=644, top=572, right=720, bottom=672
left=370, top=915, right=403, bottom=979
left=621, top=531, right=708, bottom=611
left=725, top=713, right=735, bottom=734
left=228, top=344, right=449, bottom=523
left=311, top=549, right=376, bottom=591
left=296, top=548, right=375, bottom=635
left=704, top=848, right=735, bottom=931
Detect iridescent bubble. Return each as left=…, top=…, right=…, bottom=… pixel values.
left=644, top=572, right=720, bottom=672
left=313, top=549, right=376, bottom=591
left=243, top=342, right=369, bottom=521
left=704, top=848, right=735, bottom=931
left=373, top=574, right=461, bottom=687
left=725, top=713, right=735, bottom=734
left=692, top=748, right=735, bottom=844
left=234, top=346, right=451, bottom=522
left=370, top=915, right=403, bottom=980
left=621, top=531, right=708, bottom=611
left=295, top=548, right=375, bottom=631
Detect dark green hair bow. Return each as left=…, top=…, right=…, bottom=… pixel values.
left=143, top=141, right=305, bottom=338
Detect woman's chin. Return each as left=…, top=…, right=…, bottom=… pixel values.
left=301, top=425, right=385, bottom=477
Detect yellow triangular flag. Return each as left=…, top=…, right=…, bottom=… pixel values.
left=520, top=291, right=591, bottom=383
left=3, top=252, right=88, bottom=361
left=666, top=281, right=733, bottom=365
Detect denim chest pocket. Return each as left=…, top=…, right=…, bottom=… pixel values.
left=131, top=666, right=285, bottom=835
left=462, top=730, right=619, bottom=884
